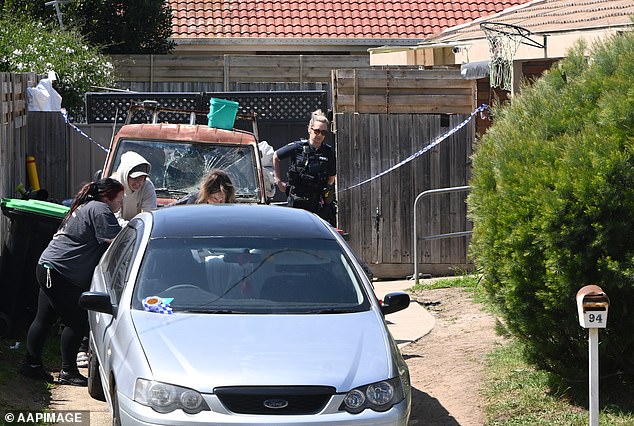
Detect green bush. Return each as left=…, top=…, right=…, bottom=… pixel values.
left=0, top=13, right=116, bottom=116
left=468, top=31, right=634, bottom=382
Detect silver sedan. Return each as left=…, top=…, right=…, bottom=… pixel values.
left=80, top=204, right=411, bottom=425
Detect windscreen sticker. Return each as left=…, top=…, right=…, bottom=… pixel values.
left=142, top=296, right=174, bottom=314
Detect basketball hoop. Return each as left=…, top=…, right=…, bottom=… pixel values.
left=480, top=21, right=544, bottom=91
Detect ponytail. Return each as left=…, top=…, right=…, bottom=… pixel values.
left=61, top=178, right=124, bottom=227
left=308, top=109, right=329, bottom=129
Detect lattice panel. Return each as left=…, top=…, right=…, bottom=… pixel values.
left=202, top=92, right=326, bottom=121
left=86, top=91, right=326, bottom=124
left=86, top=93, right=202, bottom=124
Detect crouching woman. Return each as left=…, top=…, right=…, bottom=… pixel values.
left=21, top=178, right=124, bottom=386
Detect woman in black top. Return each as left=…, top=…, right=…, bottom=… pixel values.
left=21, top=178, right=124, bottom=386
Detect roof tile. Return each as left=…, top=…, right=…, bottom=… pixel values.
left=168, top=0, right=533, bottom=39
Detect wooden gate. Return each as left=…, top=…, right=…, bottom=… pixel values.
left=332, top=68, right=476, bottom=278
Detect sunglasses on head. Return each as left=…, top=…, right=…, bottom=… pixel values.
left=311, top=128, right=328, bottom=136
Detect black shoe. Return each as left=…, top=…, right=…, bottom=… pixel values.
left=20, top=363, right=55, bottom=383
left=58, top=369, right=88, bottom=387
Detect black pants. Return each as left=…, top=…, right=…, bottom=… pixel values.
left=288, top=192, right=337, bottom=227
left=25, top=264, right=88, bottom=371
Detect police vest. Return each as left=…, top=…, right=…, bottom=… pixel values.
left=287, top=141, right=330, bottom=194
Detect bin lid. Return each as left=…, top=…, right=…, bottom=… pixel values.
left=1, top=198, right=69, bottom=218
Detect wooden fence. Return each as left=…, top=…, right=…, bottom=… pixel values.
left=111, top=54, right=370, bottom=94
left=0, top=73, right=40, bottom=249
left=333, top=68, right=477, bottom=278
left=2, top=65, right=481, bottom=279
left=332, top=68, right=475, bottom=115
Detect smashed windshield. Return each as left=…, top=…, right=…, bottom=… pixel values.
left=112, top=139, right=261, bottom=202
left=131, top=237, right=370, bottom=314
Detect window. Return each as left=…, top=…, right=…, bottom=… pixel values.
left=113, top=140, right=261, bottom=202
left=132, top=237, right=370, bottom=314
left=104, top=226, right=137, bottom=303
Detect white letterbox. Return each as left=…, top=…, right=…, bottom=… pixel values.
left=576, top=285, right=609, bottom=329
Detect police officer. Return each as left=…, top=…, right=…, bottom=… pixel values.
left=273, top=109, right=337, bottom=225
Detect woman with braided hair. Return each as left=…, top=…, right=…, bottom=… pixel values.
left=21, top=178, right=124, bottom=386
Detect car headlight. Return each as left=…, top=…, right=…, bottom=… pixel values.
left=134, top=378, right=210, bottom=414
left=340, top=377, right=405, bottom=414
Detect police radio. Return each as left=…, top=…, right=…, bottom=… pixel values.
left=303, top=144, right=311, bottom=167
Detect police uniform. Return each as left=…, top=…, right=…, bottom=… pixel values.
left=275, top=139, right=337, bottom=224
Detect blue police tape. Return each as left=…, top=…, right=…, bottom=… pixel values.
left=60, top=109, right=109, bottom=153
left=338, top=104, right=489, bottom=193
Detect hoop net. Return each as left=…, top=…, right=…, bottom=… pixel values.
left=482, top=24, right=522, bottom=91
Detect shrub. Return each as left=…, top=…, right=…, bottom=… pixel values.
left=0, top=13, right=116, bottom=117
left=468, top=32, right=634, bottom=382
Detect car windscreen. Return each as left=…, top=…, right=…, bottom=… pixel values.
left=131, top=237, right=371, bottom=314
left=112, top=140, right=260, bottom=202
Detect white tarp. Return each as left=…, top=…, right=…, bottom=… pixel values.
left=27, top=71, right=62, bottom=111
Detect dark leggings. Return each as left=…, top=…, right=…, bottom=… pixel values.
left=25, top=264, right=88, bottom=372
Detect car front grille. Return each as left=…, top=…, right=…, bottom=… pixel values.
left=214, top=386, right=336, bottom=415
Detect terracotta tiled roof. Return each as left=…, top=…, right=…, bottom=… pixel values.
left=168, top=0, right=534, bottom=39
left=426, top=0, right=634, bottom=43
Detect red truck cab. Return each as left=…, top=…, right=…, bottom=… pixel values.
left=100, top=104, right=266, bottom=206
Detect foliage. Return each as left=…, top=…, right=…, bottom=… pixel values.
left=468, top=31, right=634, bottom=382
left=0, top=13, right=116, bottom=115
left=1, top=0, right=51, bottom=22
left=64, top=0, right=175, bottom=54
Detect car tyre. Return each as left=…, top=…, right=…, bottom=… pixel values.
left=87, top=349, right=106, bottom=401
left=111, top=384, right=122, bottom=426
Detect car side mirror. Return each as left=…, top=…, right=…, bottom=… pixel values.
left=381, top=292, right=410, bottom=315
left=79, top=291, right=116, bottom=316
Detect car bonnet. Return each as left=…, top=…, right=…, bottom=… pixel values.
left=130, top=310, right=395, bottom=393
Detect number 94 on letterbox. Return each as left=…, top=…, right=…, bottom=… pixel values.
left=576, top=285, right=610, bottom=329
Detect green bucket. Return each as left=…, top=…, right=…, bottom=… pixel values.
left=207, top=98, right=239, bottom=130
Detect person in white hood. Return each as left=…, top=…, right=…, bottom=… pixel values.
left=111, top=151, right=157, bottom=223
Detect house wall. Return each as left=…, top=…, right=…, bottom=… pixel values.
left=442, top=28, right=625, bottom=64
left=370, top=47, right=456, bottom=66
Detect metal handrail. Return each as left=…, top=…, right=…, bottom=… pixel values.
left=413, top=186, right=471, bottom=285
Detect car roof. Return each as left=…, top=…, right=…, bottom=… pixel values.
left=115, top=123, right=257, bottom=145
left=147, top=204, right=336, bottom=239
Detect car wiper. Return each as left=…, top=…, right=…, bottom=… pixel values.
left=180, top=309, right=246, bottom=314
left=305, top=308, right=358, bottom=314
left=235, top=193, right=257, bottom=199
left=154, top=188, right=190, bottom=197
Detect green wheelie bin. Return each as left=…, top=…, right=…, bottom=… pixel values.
left=0, top=199, right=69, bottom=337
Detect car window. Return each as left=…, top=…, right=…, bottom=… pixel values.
left=132, top=237, right=370, bottom=314
left=104, top=226, right=137, bottom=303
left=111, top=140, right=261, bottom=202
